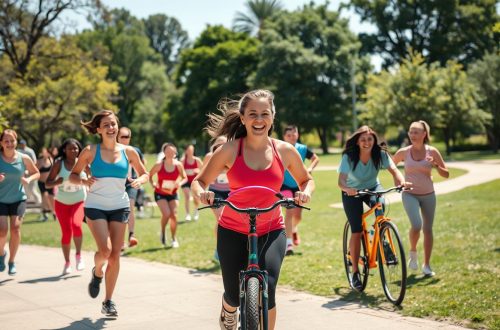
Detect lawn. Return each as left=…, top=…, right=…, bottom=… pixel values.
left=18, top=162, right=499, bottom=329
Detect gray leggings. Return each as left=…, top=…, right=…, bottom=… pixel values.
left=402, top=192, right=436, bottom=232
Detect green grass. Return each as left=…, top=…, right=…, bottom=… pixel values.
left=19, top=167, right=498, bottom=329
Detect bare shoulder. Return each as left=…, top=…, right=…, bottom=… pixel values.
left=174, top=159, right=184, bottom=168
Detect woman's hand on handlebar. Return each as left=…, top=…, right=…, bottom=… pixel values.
left=294, top=191, right=311, bottom=205
left=199, top=190, right=215, bottom=205
left=344, top=187, right=358, bottom=196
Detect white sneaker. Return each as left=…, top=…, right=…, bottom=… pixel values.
left=62, top=263, right=72, bottom=275
left=408, top=251, right=418, bottom=271
left=171, top=240, right=180, bottom=248
left=76, top=256, right=85, bottom=271
left=422, top=264, right=435, bottom=276
left=185, top=214, right=192, bottom=221
left=193, top=212, right=199, bottom=221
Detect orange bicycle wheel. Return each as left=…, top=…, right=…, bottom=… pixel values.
left=342, top=221, right=369, bottom=291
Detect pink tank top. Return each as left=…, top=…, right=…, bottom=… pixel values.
left=404, top=146, right=434, bottom=195
left=219, top=138, right=285, bottom=236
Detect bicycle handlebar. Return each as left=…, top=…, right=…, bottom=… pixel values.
left=198, top=198, right=310, bottom=213
left=356, top=186, right=410, bottom=197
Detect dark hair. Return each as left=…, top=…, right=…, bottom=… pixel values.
left=342, top=125, right=387, bottom=170
left=81, top=110, right=118, bottom=135
left=205, top=89, right=276, bottom=140
left=58, top=138, right=83, bottom=161
left=117, top=126, right=131, bottom=142
left=0, top=129, right=18, bottom=152
left=283, top=125, right=298, bottom=135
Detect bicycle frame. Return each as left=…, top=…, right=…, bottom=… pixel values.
left=360, top=200, right=393, bottom=269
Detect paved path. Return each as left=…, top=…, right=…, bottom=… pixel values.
left=0, top=245, right=465, bottom=330
left=328, top=159, right=500, bottom=208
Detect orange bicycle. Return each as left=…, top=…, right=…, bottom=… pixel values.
left=342, top=186, right=407, bottom=305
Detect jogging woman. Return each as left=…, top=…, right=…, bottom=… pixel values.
left=70, top=110, right=148, bottom=316
left=338, top=125, right=410, bottom=291
left=393, top=121, right=448, bottom=276
left=36, top=147, right=55, bottom=221
left=180, top=144, right=203, bottom=221
left=149, top=143, right=186, bottom=248
left=191, top=89, right=314, bottom=330
left=0, top=129, right=40, bottom=275
left=46, top=139, right=89, bottom=275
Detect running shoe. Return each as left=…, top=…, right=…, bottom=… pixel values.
left=408, top=251, right=418, bottom=271
left=193, top=211, right=199, bottom=221
left=62, top=262, right=72, bottom=275
left=128, top=235, right=138, bottom=248
left=88, top=267, right=103, bottom=298
left=8, top=262, right=16, bottom=275
left=422, top=264, right=436, bottom=277
left=285, top=243, right=294, bottom=256
left=171, top=240, right=180, bottom=248
left=185, top=214, right=192, bottom=222
left=219, top=305, right=238, bottom=330
left=0, top=251, right=6, bottom=272
left=38, top=213, right=48, bottom=222
left=351, top=271, right=363, bottom=291
left=76, top=255, right=85, bottom=271
left=101, top=300, right=118, bottom=317
left=292, top=231, right=301, bottom=246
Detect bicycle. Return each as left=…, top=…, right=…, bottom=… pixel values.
left=342, top=186, right=407, bottom=305
left=199, top=186, right=309, bottom=330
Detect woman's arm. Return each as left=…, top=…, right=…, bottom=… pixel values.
left=392, top=148, right=406, bottom=165
left=338, top=173, right=357, bottom=196
left=148, top=163, right=160, bottom=188
left=428, top=147, right=449, bottom=178
left=45, top=159, right=63, bottom=188
left=126, top=146, right=149, bottom=188
left=21, top=154, right=40, bottom=184
left=281, top=143, right=314, bottom=205
left=69, top=146, right=95, bottom=187
left=176, top=162, right=188, bottom=187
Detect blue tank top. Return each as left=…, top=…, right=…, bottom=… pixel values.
left=0, top=152, right=27, bottom=203
left=85, top=144, right=130, bottom=210
left=282, top=143, right=309, bottom=188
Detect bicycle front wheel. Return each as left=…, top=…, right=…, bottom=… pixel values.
left=378, top=221, right=407, bottom=305
left=342, top=221, right=369, bottom=291
left=245, top=276, right=261, bottom=330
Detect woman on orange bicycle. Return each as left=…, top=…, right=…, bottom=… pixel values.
left=191, top=89, right=314, bottom=330
left=393, top=121, right=448, bottom=276
left=338, top=125, right=409, bottom=291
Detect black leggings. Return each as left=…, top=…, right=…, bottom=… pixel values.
left=341, top=184, right=384, bottom=233
left=217, top=226, right=286, bottom=309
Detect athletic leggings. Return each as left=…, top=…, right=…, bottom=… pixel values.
left=217, top=226, right=286, bottom=309
left=402, top=192, right=436, bottom=232
left=54, top=200, right=84, bottom=245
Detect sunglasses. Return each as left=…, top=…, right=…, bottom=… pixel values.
left=119, top=135, right=131, bottom=139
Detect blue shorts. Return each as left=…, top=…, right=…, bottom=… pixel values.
left=84, top=207, right=130, bottom=223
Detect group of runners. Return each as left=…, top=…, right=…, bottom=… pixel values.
left=0, top=89, right=448, bottom=329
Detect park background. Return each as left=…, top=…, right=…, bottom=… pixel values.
left=0, top=1, right=499, bottom=329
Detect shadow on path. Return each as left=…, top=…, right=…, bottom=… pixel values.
left=42, top=316, right=116, bottom=330
left=327, top=287, right=402, bottom=312
left=0, top=278, right=14, bottom=285
left=406, top=274, right=440, bottom=288
left=19, top=274, right=80, bottom=284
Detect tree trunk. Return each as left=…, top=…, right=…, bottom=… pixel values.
left=316, top=126, right=329, bottom=154
left=486, top=129, right=499, bottom=154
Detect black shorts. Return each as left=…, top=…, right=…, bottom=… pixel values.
left=84, top=207, right=130, bottom=223
left=125, top=186, right=139, bottom=201
left=0, top=200, right=27, bottom=217
left=38, top=181, right=54, bottom=195
left=209, top=188, right=230, bottom=200
left=341, top=184, right=384, bottom=233
left=154, top=192, right=178, bottom=202
left=181, top=182, right=191, bottom=189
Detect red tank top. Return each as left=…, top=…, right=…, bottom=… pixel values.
left=155, top=162, right=180, bottom=196
left=219, top=138, right=285, bottom=236
left=183, top=157, right=199, bottom=184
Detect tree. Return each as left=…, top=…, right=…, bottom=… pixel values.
left=0, top=0, right=97, bottom=78
left=143, top=14, right=190, bottom=77
left=469, top=52, right=500, bottom=153
left=0, top=36, right=118, bottom=150
left=254, top=3, right=368, bottom=153
left=233, top=0, right=283, bottom=37
left=350, top=0, right=499, bottom=67
left=172, top=25, right=260, bottom=141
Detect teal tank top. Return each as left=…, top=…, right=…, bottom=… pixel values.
left=0, top=152, right=27, bottom=203
left=55, top=160, right=87, bottom=205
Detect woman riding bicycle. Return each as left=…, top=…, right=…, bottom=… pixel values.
left=191, top=89, right=314, bottom=330
left=338, top=125, right=410, bottom=291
